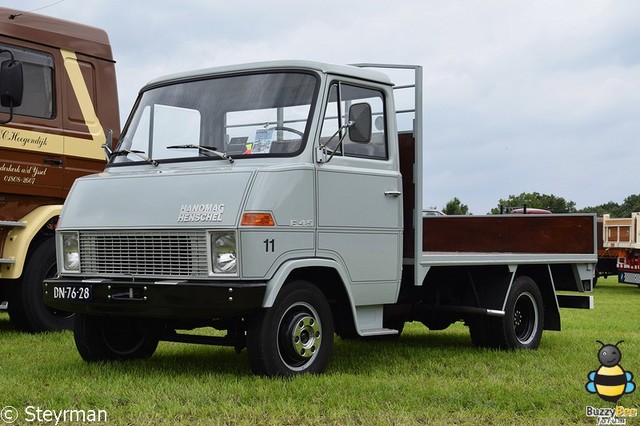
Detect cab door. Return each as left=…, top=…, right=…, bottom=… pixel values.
left=315, top=80, right=402, bottom=304
left=0, top=41, right=64, bottom=200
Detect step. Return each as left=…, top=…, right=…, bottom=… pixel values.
left=359, top=328, right=399, bottom=337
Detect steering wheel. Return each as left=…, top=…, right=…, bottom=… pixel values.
left=268, top=126, right=304, bottom=137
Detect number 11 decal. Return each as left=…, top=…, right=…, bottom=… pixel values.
left=263, top=238, right=275, bottom=252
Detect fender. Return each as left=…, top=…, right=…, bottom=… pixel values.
left=262, top=258, right=367, bottom=334
left=505, top=264, right=562, bottom=331
left=2, top=205, right=61, bottom=279
left=262, top=258, right=356, bottom=309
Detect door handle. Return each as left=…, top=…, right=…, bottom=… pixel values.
left=44, top=158, right=63, bottom=166
left=384, top=190, right=401, bottom=197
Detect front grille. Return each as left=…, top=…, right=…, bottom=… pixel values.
left=79, top=231, right=209, bottom=278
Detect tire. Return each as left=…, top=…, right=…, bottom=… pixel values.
left=74, top=314, right=159, bottom=361
left=247, top=280, right=334, bottom=377
left=469, top=276, right=544, bottom=350
left=8, top=238, right=74, bottom=332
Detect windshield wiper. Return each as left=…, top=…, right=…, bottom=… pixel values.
left=167, top=144, right=234, bottom=164
left=110, top=149, right=158, bottom=167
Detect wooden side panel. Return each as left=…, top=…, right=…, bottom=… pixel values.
left=397, top=130, right=595, bottom=257
left=423, top=215, right=596, bottom=254
left=604, top=218, right=632, bottom=243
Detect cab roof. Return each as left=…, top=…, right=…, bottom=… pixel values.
left=0, top=7, right=113, bottom=61
left=144, top=60, right=394, bottom=90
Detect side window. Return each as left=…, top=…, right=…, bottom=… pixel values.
left=0, top=44, right=54, bottom=119
left=66, top=59, right=96, bottom=125
left=320, top=82, right=387, bottom=160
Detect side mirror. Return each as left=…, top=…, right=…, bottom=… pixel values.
left=102, top=129, right=114, bottom=161
left=0, top=50, right=23, bottom=124
left=348, top=102, right=372, bottom=143
left=0, top=55, right=23, bottom=108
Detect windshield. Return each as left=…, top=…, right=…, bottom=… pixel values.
left=113, top=71, right=318, bottom=165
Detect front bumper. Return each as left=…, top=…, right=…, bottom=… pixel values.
left=43, top=277, right=266, bottom=320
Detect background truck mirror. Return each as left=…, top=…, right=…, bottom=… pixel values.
left=348, top=102, right=372, bottom=143
left=0, top=54, right=24, bottom=108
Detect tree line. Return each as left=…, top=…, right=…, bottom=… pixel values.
left=439, top=193, right=640, bottom=216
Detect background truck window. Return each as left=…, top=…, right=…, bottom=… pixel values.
left=0, top=43, right=54, bottom=119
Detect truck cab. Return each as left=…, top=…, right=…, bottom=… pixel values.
left=46, top=61, right=403, bottom=371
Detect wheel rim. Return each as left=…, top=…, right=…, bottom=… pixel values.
left=513, top=291, right=538, bottom=345
left=277, top=302, right=322, bottom=371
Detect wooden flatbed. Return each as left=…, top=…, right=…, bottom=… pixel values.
left=421, top=214, right=596, bottom=267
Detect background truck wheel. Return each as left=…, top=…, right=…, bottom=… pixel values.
left=247, top=280, right=334, bottom=377
left=8, top=238, right=74, bottom=332
left=74, top=314, right=159, bottom=361
left=469, top=276, right=544, bottom=350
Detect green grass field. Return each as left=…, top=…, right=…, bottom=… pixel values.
left=1, top=276, right=639, bottom=425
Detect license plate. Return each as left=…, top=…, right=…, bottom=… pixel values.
left=51, top=285, right=92, bottom=301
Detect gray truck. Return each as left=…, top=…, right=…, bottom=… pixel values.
left=44, top=61, right=596, bottom=376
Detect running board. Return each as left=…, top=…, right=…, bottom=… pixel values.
left=359, top=328, right=399, bottom=337
left=355, top=305, right=399, bottom=337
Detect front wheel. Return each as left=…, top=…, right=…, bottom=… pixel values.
left=247, top=280, right=334, bottom=377
left=74, top=314, right=159, bottom=361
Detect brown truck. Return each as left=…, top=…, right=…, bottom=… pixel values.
left=0, top=7, right=119, bottom=331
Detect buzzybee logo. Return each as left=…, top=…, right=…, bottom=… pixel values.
left=586, top=340, right=635, bottom=403
left=584, top=341, right=638, bottom=424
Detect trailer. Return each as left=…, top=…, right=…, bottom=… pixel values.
left=602, top=213, right=640, bottom=286
left=44, top=61, right=596, bottom=376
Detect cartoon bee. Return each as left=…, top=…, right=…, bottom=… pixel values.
left=586, top=340, right=635, bottom=403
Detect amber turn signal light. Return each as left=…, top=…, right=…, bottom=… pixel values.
left=241, top=212, right=275, bottom=226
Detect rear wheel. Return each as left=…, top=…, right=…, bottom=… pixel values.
left=469, top=276, right=544, bottom=350
left=247, top=280, right=333, bottom=376
left=74, top=314, right=159, bottom=361
left=8, top=238, right=74, bottom=332
left=503, top=276, right=544, bottom=349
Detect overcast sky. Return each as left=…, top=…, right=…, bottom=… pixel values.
left=5, top=0, right=640, bottom=214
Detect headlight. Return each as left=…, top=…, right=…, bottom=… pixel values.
left=61, top=232, right=80, bottom=272
left=211, top=232, right=237, bottom=274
